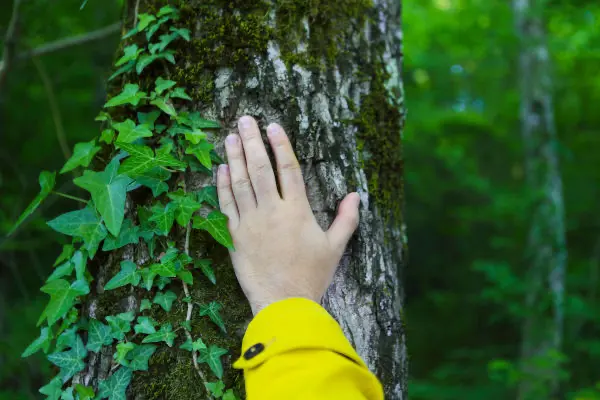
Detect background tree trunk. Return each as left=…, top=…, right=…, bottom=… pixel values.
left=81, top=0, right=406, bottom=398
left=514, top=0, right=568, bottom=398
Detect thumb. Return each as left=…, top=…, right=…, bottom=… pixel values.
left=326, top=192, right=361, bottom=253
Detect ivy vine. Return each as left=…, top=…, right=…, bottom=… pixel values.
left=16, top=5, right=239, bottom=400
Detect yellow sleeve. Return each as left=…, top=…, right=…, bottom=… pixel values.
left=233, top=297, right=384, bottom=400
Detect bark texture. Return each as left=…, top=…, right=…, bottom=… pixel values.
left=514, top=1, right=567, bottom=398
left=81, top=0, right=406, bottom=398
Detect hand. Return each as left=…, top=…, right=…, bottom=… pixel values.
left=217, top=116, right=361, bottom=315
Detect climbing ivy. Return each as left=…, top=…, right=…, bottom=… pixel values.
left=15, top=6, right=239, bottom=399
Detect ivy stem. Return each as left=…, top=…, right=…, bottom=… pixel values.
left=52, top=191, right=88, bottom=204
left=183, top=220, right=212, bottom=397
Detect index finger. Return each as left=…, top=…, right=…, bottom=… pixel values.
left=266, top=123, right=307, bottom=202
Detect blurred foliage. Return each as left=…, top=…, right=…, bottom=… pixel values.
left=404, top=0, right=600, bottom=399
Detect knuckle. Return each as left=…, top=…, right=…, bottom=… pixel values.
left=280, top=161, right=300, bottom=171
left=233, top=176, right=252, bottom=190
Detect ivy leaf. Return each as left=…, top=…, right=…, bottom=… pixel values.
left=104, top=260, right=140, bottom=290
left=108, top=60, right=135, bottom=81
left=150, top=32, right=178, bottom=54
left=54, top=244, right=74, bottom=267
left=74, top=384, right=95, bottom=400
left=170, top=27, right=191, bottom=41
left=46, top=260, right=75, bottom=283
left=106, top=312, right=135, bottom=341
left=154, top=77, right=177, bottom=95
left=8, top=171, right=56, bottom=236
left=150, top=260, right=176, bottom=277
left=166, top=190, right=201, bottom=227
left=87, top=319, right=113, bottom=352
left=61, top=139, right=101, bottom=174
left=139, top=268, right=157, bottom=291
left=194, top=259, right=216, bottom=285
left=100, top=128, right=115, bottom=144
left=179, top=338, right=193, bottom=351
left=177, top=270, right=193, bottom=285
left=155, top=276, right=171, bottom=290
left=150, top=97, right=176, bottom=116
left=177, top=111, right=221, bottom=129
left=153, top=290, right=177, bottom=312
left=114, top=342, right=136, bottom=366
left=185, top=140, right=214, bottom=169
left=21, top=326, right=52, bottom=357
left=39, top=376, right=63, bottom=400
left=47, top=336, right=87, bottom=381
left=102, top=219, right=140, bottom=251
left=98, top=366, right=132, bottom=400
left=180, top=319, right=192, bottom=330
left=157, top=5, right=178, bottom=17
left=137, top=301, right=152, bottom=315
left=198, top=345, right=228, bottom=379
left=40, top=279, right=90, bottom=326
left=192, top=211, right=234, bottom=250
left=55, top=327, right=77, bottom=352
left=134, top=316, right=157, bottom=334
left=47, top=207, right=107, bottom=258
left=195, top=186, right=219, bottom=208
left=118, top=143, right=186, bottom=176
left=223, top=389, right=239, bottom=400
left=136, top=13, right=156, bottom=32
left=142, top=322, right=176, bottom=347
left=199, top=301, right=227, bottom=333
left=74, top=159, right=133, bottom=236
left=127, top=344, right=157, bottom=371
left=205, top=381, right=225, bottom=397
left=116, top=44, right=143, bottom=67
left=149, top=203, right=176, bottom=236
left=210, top=150, right=225, bottom=165
left=105, top=83, right=146, bottom=108
left=136, top=52, right=175, bottom=74
left=132, top=166, right=170, bottom=197
left=113, top=119, right=153, bottom=144
left=171, top=87, right=192, bottom=100
left=137, top=110, right=161, bottom=129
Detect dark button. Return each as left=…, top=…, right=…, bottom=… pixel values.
left=243, top=343, right=265, bottom=360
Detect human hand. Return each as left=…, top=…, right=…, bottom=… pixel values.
left=217, top=116, right=361, bottom=315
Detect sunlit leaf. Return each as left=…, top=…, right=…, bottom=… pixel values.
left=61, top=139, right=101, bottom=174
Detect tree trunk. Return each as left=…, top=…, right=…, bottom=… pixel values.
left=514, top=1, right=567, bottom=398
left=81, top=0, right=406, bottom=398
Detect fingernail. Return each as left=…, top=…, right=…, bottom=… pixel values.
left=239, top=116, right=253, bottom=129
left=226, top=134, right=238, bottom=145
left=218, top=164, right=228, bottom=173
left=267, top=124, right=279, bottom=137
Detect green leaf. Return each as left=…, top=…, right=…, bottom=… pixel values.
left=40, top=279, right=90, bottom=326
left=55, top=327, right=77, bottom=352
left=177, top=270, right=193, bottom=285
left=116, top=44, right=143, bottom=67
left=171, top=87, right=192, bottom=100
left=118, top=143, right=186, bottom=177
left=132, top=166, right=170, bottom=197
left=193, top=186, right=218, bottom=208
left=74, top=384, right=95, bottom=400
left=205, top=381, right=225, bottom=397
left=136, top=13, right=156, bottom=32
left=223, top=389, right=239, bottom=400
left=114, top=342, right=136, bottom=366
left=198, top=345, right=228, bottom=379
left=98, top=367, right=132, bottom=400
left=153, top=77, right=176, bottom=95
left=192, top=338, right=207, bottom=351
left=61, top=139, right=101, bottom=174
left=54, top=244, right=74, bottom=267
left=21, top=326, right=51, bottom=357
left=104, top=260, right=140, bottom=290
left=139, top=298, right=152, bottom=312
left=210, top=150, right=225, bottom=165
left=139, top=268, right=157, bottom=291
left=177, top=111, right=221, bottom=129
left=105, top=83, right=146, bottom=108
left=137, top=110, right=161, bottom=129
left=150, top=32, right=178, bottom=54
left=108, top=60, right=135, bottom=81
left=87, top=319, right=113, bottom=352
left=113, top=119, right=153, bottom=144
left=80, top=0, right=89, bottom=10
left=155, top=276, right=171, bottom=290
left=136, top=51, right=175, bottom=74
left=102, top=219, right=140, bottom=251
left=166, top=189, right=201, bottom=227
left=180, top=320, right=192, bottom=330
left=170, top=27, right=191, bottom=41
left=74, top=159, right=133, bottom=236
left=194, top=259, right=216, bottom=285
left=47, top=335, right=87, bottom=381
left=157, top=5, right=178, bottom=17
left=40, top=376, right=63, bottom=400
left=185, top=140, right=214, bottom=169
left=149, top=203, right=176, bottom=236
left=150, top=97, right=176, bottom=116
left=192, top=211, right=234, bottom=250
left=47, top=207, right=107, bottom=258
left=106, top=312, right=135, bottom=341
left=134, top=316, right=157, bottom=334
left=127, top=344, right=157, bottom=371
left=179, top=338, right=193, bottom=351
left=199, top=301, right=227, bottom=333
left=153, top=290, right=177, bottom=312
left=100, top=128, right=115, bottom=144
left=142, top=322, right=176, bottom=347
left=8, top=170, right=56, bottom=236
left=46, top=260, right=75, bottom=283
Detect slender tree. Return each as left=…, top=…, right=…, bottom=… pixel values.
left=514, top=0, right=568, bottom=398
left=17, top=1, right=406, bottom=398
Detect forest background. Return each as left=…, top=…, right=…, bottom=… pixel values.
left=0, top=0, right=598, bottom=399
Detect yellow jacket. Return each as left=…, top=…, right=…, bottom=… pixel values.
left=233, top=298, right=384, bottom=399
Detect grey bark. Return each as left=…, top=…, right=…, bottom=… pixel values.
left=514, top=1, right=568, bottom=398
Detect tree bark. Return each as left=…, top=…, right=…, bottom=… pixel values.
left=514, top=1, right=567, bottom=398
left=82, top=1, right=406, bottom=398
